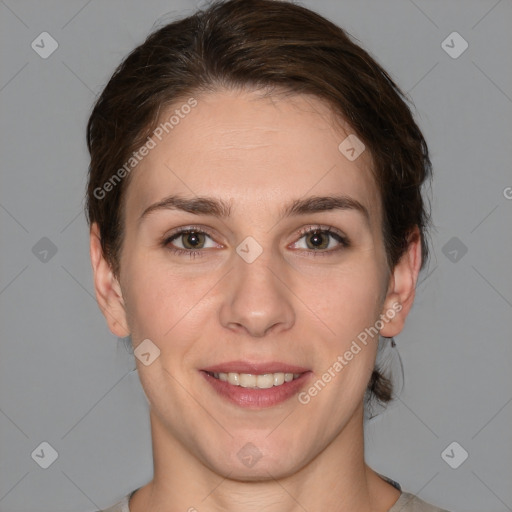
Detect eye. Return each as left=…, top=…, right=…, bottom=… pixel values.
left=291, top=226, right=349, bottom=254
left=163, top=227, right=219, bottom=258
left=162, top=225, right=348, bottom=259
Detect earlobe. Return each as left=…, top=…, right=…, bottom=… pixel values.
left=379, top=228, right=422, bottom=338
left=89, top=223, right=130, bottom=337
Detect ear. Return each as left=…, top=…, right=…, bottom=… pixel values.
left=379, top=227, right=422, bottom=338
left=89, top=222, right=130, bottom=337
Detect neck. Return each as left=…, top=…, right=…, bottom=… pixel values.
left=130, top=403, right=400, bottom=512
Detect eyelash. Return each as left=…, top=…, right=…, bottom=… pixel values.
left=162, top=225, right=350, bottom=259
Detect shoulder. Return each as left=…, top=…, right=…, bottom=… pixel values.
left=389, top=491, right=452, bottom=512
left=95, top=493, right=130, bottom=512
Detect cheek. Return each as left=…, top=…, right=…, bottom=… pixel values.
left=305, top=266, right=384, bottom=408
left=120, top=233, right=387, bottom=350
left=120, top=255, right=217, bottom=343
left=305, top=262, right=385, bottom=340
left=120, top=255, right=171, bottom=336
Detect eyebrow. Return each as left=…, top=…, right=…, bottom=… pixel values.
left=139, top=194, right=370, bottom=225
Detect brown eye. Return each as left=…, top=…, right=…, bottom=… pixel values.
left=163, top=227, right=219, bottom=257
left=180, top=231, right=206, bottom=249
left=305, top=231, right=330, bottom=250
left=291, top=227, right=349, bottom=254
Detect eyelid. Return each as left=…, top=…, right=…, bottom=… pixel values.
left=163, top=224, right=346, bottom=241
left=295, top=224, right=347, bottom=240
left=290, top=225, right=350, bottom=252
left=162, top=224, right=349, bottom=256
left=162, top=225, right=221, bottom=259
left=164, top=225, right=221, bottom=243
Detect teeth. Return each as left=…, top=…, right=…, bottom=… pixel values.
left=228, top=372, right=239, bottom=386
left=273, top=373, right=285, bottom=386
left=239, top=373, right=257, bottom=388
left=211, top=371, right=302, bottom=388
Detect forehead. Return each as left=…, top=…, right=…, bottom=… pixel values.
left=124, top=88, right=380, bottom=225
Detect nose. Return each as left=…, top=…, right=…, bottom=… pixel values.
left=219, top=246, right=295, bottom=338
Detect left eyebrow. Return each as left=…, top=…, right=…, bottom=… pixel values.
left=280, top=195, right=370, bottom=226
left=138, top=193, right=370, bottom=226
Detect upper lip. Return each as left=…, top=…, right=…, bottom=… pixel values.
left=202, top=361, right=310, bottom=374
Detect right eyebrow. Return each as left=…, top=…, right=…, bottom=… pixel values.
left=138, top=195, right=233, bottom=225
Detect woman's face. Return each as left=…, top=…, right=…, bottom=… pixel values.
left=93, top=88, right=417, bottom=479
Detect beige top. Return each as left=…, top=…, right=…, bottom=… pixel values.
left=98, top=487, right=451, bottom=512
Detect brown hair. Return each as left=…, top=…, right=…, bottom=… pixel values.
left=85, top=0, right=432, bottom=407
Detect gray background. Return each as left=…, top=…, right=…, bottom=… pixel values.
left=0, top=0, right=511, bottom=511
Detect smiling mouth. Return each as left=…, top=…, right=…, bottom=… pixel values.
left=204, top=371, right=303, bottom=389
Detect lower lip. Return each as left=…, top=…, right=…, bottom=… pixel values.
left=200, top=371, right=313, bottom=409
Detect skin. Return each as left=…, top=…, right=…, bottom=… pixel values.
left=90, top=87, right=421, bottom=512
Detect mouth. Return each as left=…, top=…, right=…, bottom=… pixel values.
left=203, top=370, right=303, bottom=389
left=200, top=361, right=312, bottom=408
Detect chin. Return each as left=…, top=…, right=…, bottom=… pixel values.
left=224, top=461, right=300, bottom=482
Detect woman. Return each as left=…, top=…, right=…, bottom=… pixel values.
left=86, top=0, right=450, bottom=510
